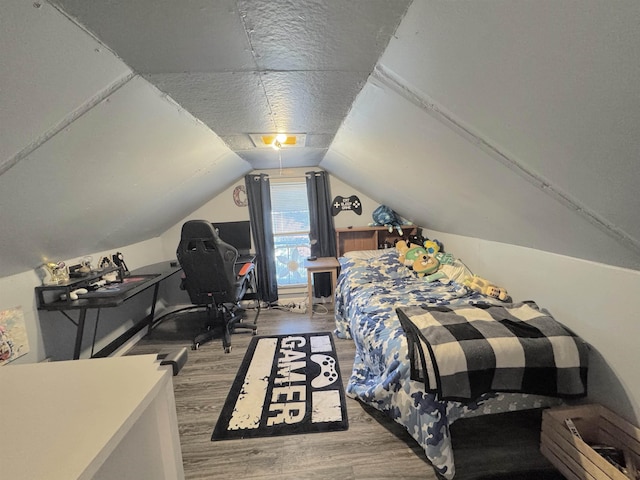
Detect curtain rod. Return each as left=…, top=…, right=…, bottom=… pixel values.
left=273, top=175, right=307, bottom=179
left=247, top=171, right=324, bottom=180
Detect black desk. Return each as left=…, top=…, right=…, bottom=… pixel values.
left=36, top=261, right=182, bottom=359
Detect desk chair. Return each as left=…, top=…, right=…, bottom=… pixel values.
left=176, top=220, right=259, bottom=353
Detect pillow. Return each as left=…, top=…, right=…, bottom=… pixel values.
left=342, top=248, right=391, bottom=260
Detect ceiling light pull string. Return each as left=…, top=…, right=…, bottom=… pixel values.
left=278, top=148, right=283, bottom=176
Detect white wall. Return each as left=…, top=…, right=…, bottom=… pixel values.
left=428, top=229, right=640, bottom=426
left=159, top=167, right=380, bottom=258
left=0, top=237, right=166, bottom=363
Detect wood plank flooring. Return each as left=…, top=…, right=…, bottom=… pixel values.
left=128, top=306, right=565, bottom=480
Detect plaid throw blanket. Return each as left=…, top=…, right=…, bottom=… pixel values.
left=397, top=302, right=588, bottom=401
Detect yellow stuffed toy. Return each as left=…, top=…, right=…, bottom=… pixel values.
left=396, top=240, right=410, bottom=265
left=423, top=240, right=440, bottom=255
left=396, top=240, right=427, bottom=268
left=412, top=253, right=440, bottom=277
left=463, top=275, right=509, bottom=301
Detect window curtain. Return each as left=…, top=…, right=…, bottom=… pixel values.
left=306, top=171, right=337, bottom=298
left=244, top=174, right=278, bottom=304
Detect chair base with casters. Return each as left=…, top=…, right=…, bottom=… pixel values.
left=192, top=300, right=260, bottom=353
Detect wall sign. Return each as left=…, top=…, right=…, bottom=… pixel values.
left=331, top=195, right=362, bottom=216
left=233, top=185, right=248, bottom=207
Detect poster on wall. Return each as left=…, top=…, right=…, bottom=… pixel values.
left=0, top=306, right=29, bottom=366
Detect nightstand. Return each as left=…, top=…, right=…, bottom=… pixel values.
left=303, top=257, right=340, bottom=317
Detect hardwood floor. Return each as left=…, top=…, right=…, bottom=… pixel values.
left=128, top=306, right=564, bottom=480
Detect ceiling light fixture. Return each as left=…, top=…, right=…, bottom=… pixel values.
left=272, top=133, right=287, bottom=150
left=249, top=133, right=307, bottom=149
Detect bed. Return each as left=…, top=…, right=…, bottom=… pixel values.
left=334, top=248, right=588, bottom=479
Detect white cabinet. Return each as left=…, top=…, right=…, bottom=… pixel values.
left=0, top=355, right=184, bottom=480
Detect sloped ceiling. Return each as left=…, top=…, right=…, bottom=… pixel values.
left=324, top=0, right=640, bottom=270
left=50, top=0, right=411, bottom=169
left=1, top=0, right=640, bottom=278
left=0, top=1, right=252, bottom=276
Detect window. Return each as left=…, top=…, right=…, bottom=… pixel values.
left=270, top=181, right=310, bottom=287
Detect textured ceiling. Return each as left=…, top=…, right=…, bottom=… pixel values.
left=51, top=0, right=412, bottom=169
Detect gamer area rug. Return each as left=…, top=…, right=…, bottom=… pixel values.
left=212, top=332, right=348, bottom=440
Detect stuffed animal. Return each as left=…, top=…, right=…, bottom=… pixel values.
left=397, top=238, right=453, bottom=280
left=424, top=240, right=440, bottom=256
left=407, top=233, right=427, bottom=246
left=396, top=240, right=410, bottom=264
left=463, top=275, right=509, bottom=301
left=396, top=240, right=427, bottom=267
left=435, top=251, right=455, bottom=265
left=412, top=253, right=440, bottom=276
left=398, top=240, right=458, bottom=280
left=370, top=205, right=411, bottom=235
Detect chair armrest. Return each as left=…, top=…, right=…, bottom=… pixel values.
left=237, top=262, right=255, bottom=277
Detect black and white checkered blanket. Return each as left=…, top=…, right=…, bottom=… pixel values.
left=397, top=302, right=589, bottom=401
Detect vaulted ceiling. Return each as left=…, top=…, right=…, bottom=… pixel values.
left=2, top=0, right=640, bottom=278
left=51, top=0, right=411, bottom=169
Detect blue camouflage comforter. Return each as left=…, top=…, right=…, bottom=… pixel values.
left=334, top=250, right=557, bottom=478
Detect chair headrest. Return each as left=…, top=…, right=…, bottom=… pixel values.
left=181, top=220, right=218, bottom=240
left=178, top=220, right=238, bottom=265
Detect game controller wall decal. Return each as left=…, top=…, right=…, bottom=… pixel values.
left=331, top=195, right=362, bottom=216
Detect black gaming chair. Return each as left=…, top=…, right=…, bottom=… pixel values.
left=176, top=220, right=259, bottom=352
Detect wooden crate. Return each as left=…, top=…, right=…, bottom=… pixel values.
left=541, top=404, right=640, bottom=480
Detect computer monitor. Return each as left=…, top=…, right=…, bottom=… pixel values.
left=213, top=221, right=252, bottom=254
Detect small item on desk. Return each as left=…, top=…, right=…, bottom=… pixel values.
left=88, top=279, right=107, bottom=290
left=101, top=271, right=118, bottom=283
left=60, top=288, right=88, bottom=301
left=97, top=256, right=114, bottom=270
left=112, top=251, right=129, bottom=275
left=68, top=263, right=88, bottom=278
left=41, top=261, right=69, bottom=284
left=79, top=256, right=93, bottom=273
left=307, top=256, right=317, bottom=261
